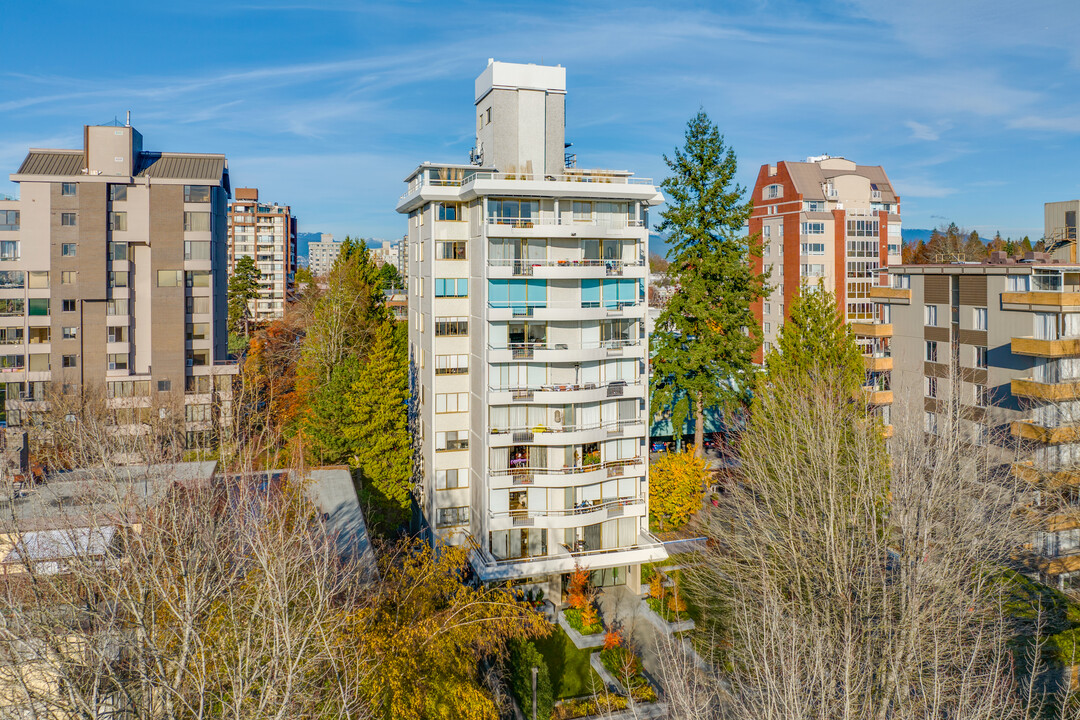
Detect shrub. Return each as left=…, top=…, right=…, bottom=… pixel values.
left=567, top=565, right=591, bottom=611
left=507, top=639, right=554, bottom=720
left=563, top=607, right=602, bottom=635
left=603, top=628, right=622, bottom=651
left=649, top=572, right=664, bottom=600
left=668, top=590, right=688, bottom=615
left=600, top=645, right=641, bottom=680
left=553, top=695, right=629, bottom=719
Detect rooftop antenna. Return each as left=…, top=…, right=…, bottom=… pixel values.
left=126, top=111, right=131, bottom=127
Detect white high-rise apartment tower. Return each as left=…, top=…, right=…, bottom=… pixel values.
left=398, top=61, right=667, bottom=595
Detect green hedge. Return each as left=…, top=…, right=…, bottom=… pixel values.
left=508, top=639, right=554, bottom=720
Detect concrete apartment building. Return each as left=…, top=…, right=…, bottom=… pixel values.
left=869, top=204, right=1080, bottom=590
left=227, top=188, right=297, bottom=322
left=307, top=233, right=340, bottom=276
left=369, top=238, right=406, bottom=282
left=749, top=156, right=902, bottom=360
left=397, top=60, right=667, bottom=594
left=0, top=123, right=234, bottom=446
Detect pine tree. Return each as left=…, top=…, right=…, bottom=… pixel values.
left=765, top=280, right=864, bottom=396
left=344, top=320, right=412, bottom=526
left=651, top=111, right=768, bottom=456
left=228, top=255, right=262, bottom=335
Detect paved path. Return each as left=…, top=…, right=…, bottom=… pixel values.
left=598, top=585, right=666, bottom=679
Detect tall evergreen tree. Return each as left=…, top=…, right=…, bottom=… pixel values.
left=765, top=280, right=864, bottom=396
left=228, top=255, right=262, bottom=335
left=344, top=320, right=412, bottom=527
left=651, top=111, right=768, bottom=456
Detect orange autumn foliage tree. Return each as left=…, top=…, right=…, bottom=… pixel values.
left=649, top=448, right=709, bottom=532
left=340, top=540, right=549, bottom=720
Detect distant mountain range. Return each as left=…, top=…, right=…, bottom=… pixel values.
left=901, top=228, right=934, bottom=243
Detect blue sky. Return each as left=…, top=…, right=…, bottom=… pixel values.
left=1, top=0, right=1077, bottom=247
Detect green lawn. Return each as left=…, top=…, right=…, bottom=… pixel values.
left=533, top=626, right=604, bottom=699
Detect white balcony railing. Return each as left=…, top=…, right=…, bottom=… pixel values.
left=489, top=496, right=645, bottom=520
left=489, top=418, right=643, bottom=437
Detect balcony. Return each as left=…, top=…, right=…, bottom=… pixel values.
left=1012, top=461, right=1080, bottom=489
left=488, top=300, right=645, bottom=322
left=466, top=529, right=669, bottom=582
left=489, top=419, right=646, bottom=446
left=489, top=497, right=646, bottom=527
left=1011, top=378, right=1080, bottom=402
left=488, top=258, right=646, bottom=280
left=1011, top=337, right=1080, bottom=358
left=489, top=458, right=644, bottom=488
left=487, top=339, right=642, bottom=364
left=488, top=380, right=644, bottom=405
left=862, top=386, right=893, bottom=405
left=1002, top=291, right=1080, bottom=311
left=1011, top=420, right=1080, bottom=444
left=851, top=322, right=893, bottom=338
left=863, top=354, right=893, bottom=371
left=868, top=286, right=911, bottom=303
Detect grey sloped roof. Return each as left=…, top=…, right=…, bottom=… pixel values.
left=785, top=162, right=827, bottom=200
left=17, top=151, right=84, bottom=177
left=134, top=153, right=226, bottom=181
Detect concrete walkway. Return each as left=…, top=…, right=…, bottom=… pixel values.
left=598, top=584, right=666, bottom=679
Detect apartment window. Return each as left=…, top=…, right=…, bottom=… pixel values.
left=975, top=384, right=989, bottom=407
left=846, top=219, right=879, bottom=237
left=108, top=271, right=128, bottom=288
left=434, top=317, right=468, bottom=337
left=0, top=241, right=17, bottom=260
left=61, top=355, right=77, bottom=368
left=0, top=328, right=21, bottom=345
left=976, top=345, right=988, bottom=369
left=62, top=327, right=77, bottom=340
left=62, top=299, right=75, bottom=312
left=0, top=271, right=23, bottom=290
left=184, top=185, right=211, bottom=203
left=186, top=375, right=211, bottom=393
left=436, top=468, right=468, bottom=490
left=436, top=241, right=467, bottom=260
left=60, top=213, right=76, bottom=227
left=924, top=411, right=938, bottom=434
left=186, top=323, right=209, bottom=341
left=109, top=184, right=128, bottom=202
left=801, top=242, right=826, bottom=255
left=158, top=270, right=183, bottom=287
left=186, top=296, right=210, bottom=314
left=801, top=264, right=825, bottom=277
left=435, top=392, right=469, bottom=413
left=764, top=302, right=771, bottom=315
left=764, top=184, right=782, bottom=200
left=184, top=241, right=210, bottom=260
left=61, top=183, right=76, bottom=196
left=107, top=353, right=128, bottom=370
left=28, top=298, right=48, bottom=316
left=184, top=212, right=211, bottom=232
left=436, top=430, right=469, bottom=451
left=435, top=354, right=469, bottom=375
left=925, top=340, right=938, bottom=362
left=762, top=225, right=771, bottom=238
left=925, top=376, right=938, bottom=398
left=62, top=243, right=76, bottom=257
left=801, top=222, right=826, bottom=235
left=108, top=212, right=127, bottom=231
left=186, top=270, right=211, bottom=288
left=434, top=278, right=468, bottom=297
left=107, top=326, right=128, bottom=343
left=764, top=322, right=771, bottom=334
left=1007, top=275, right=1030, bottom=292
left=185, top=405, right=213, bottom=422
left=61, top=271, right=77, bottom=285
left=110, top=242, right=130, bottom=261
left=973, top=307, right=988, bottom=331
left=436, top=506, right=470, bottom=528
left=107, top=380, right=151, bottom=398
left=573, top=201, right=593, bottom=221
left=187, top=349, right=209, bottom=367
left=763, top=341, right=772, bottom=353
left=924, top=304, right=938, bottom=327
left=0, top=211, right=18, bottom=231
left=157, top=380, right=171, bottom=392
left=27, top=354, right=48, bottom=372
left=0, top=355, right=24, bottom=370
left=438, top=203, right=463, bottom=221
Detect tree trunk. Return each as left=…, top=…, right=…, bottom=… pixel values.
left=694, top=393, right=704, bottom=458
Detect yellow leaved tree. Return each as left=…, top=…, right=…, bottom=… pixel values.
left=649, top=448, right=708, bottom=532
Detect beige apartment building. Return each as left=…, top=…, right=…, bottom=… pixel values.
left=307, top=233, right=340, bottom=277
left=869, top=205, right=1080, bottom=590
left=749, top=156, right=902, bottom=361
left=227, top=188, right=297, bottom=322
left=0, top=123, right=235, bottom=447
left=397, top=60, right=667, bottom=596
